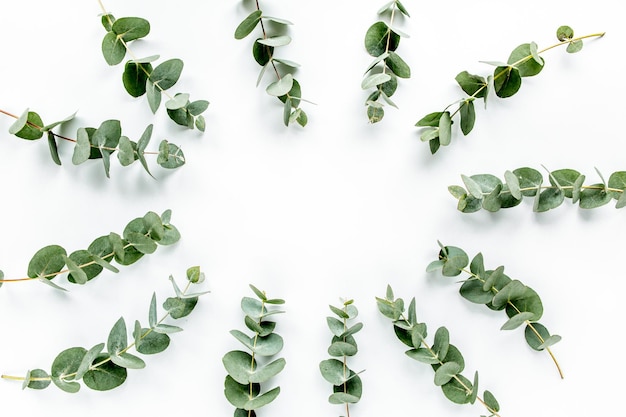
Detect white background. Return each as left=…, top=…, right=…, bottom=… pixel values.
left=0, top=0, right=622, bottom=416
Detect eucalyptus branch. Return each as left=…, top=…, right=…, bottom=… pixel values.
left=427, top=242, right=563, bottom=379
left=234, top=1, right=309, bottom=127
left=376, top=285, right=501, bottom=417
left=0, top=210, right=180, bottom=291
left=362, top=0, right=411, bottom=123
left=2, top=108, right=184, bottom=177
left=449, top=166, right=626, bottom=213
left=319, top=299, right=364, bottom=416
left=416, top=25, right=604, bottom=154
left=1, top=266, right=208, bottom=392
left=97, top=1, right=208, bottom=131
left=223, top=284, right=286, bottom=415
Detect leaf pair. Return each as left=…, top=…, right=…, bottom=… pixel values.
left=319, top=300, right=364, bottom=407
left=0, top=210, right=179, bottom=291
left=223, top=285, right=286, bottom=414
left=235, top=6, right=308, bottom=127
left=11, top=267, right=207, bottom=392
left=363, top=1, right=411, bottom=123
left=416, top=25, right=603, bottom=154
left=100, top=13, right=208, bottom=130
left=428, top=243, right=563, bottom=377
left=449, top=167, right=626, bottom=213
left=376, top=286, right=500, bottom=415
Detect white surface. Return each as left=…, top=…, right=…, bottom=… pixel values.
left=0, top=0, right=622, bottom=416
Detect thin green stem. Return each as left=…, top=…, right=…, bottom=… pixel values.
left=459, top=267, right=563, bottom=379
left=342, top=306, right=351, bottom=417
left=449, top=32, right=605, bottom=120
left=1, top=281, right=193, bottom=383
left=375, top=1, right=398, bottom=98
left=255, top=0, right=281, bottom=81
left=477, top=184, right=621, bottom=198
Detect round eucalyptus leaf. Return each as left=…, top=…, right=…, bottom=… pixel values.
left=455, top=71, right=488, bottom=98
left=364, top=21, right=400, bottom=57
left=319, top=359, right=346, bottom=385
left=493, top=66, right=522, bottom=98
left=440, top=373, right=472, bottom=404
left=367, top=105, right=384, bottom=123
left=224, top=375, right=259, bottom=408
left=385, top=51, right=410, bottom=78
left=579, top=185, right=611, bottom=209
left=557, top=25, right=574, bottom=41
left=278, top=78, right=301, bottom=108
left=234, top=10, right=262, bottom=40
left=26, top=369, right=51, bottom=390
left=51, top=347, right=87, bottom=388
left=439, top=245, right=469, bottom=277
left=12, top=110, right=44, bottom=140
left=432, top=344, right=465, bottom=373
left=163, top=296, right=198, bottom=319
left=534, top=188, right=565, bottom=212
left=150, top=59, right=184, bottom=91
left=434, top=361, right=462, bottom=386
left=248, top=358, right=286, bottom=384
left=157, top=140, right=185, bottom=169
left=123, top=61, right=152, bottom=97
left=135, top=329, right=170, bottom=354
left=101, top=31, right=126, bottom=65
left=27, top=245, right=67, bottom=280
left=245, top=386, right=280, bottom=410
left=223, top=350, right=255, bottom=385
left=566, top=40, right=583, bottom=53
left=328, top=341, right=357, bottom=357
left=459, top=279, right=495, bottom=304
left=82, top=354, right=128, bottom=391
left=549, top=169, right=581, bottom=198
left=111, top=17, right=150, bottom=42
left=254, top=333, right=284, bottom=356
left=508, top=43, right=544, bottom=77
left=513, top=167, right=543, bottom=197
left=525, top=322, right=551, bottom=351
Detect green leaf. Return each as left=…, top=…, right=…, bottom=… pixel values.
left=75, top=343, right=105, bottom=380
left=550, top=169, right=581, bottom=198
left=249, top=358, right=286, bottom=383
left=508, top=43, right=544, bottom=77
left=504, top=170, right=522, bottom=200
left=440, top=373, right=472, bottom=404
left=455, top=71, right=488, bottom=99
left=395, top=0, right=410, bottom=17
left=41, top=111, right=77, bottom=132
left=235, top=10, right=262, bottom=39
left=328, top=341, right=358, bottom=357
left=538, top=334, right=562, bottom=349
left=493, top=66, right=522, bottom=98
left=484, top=390, right=500, bottom=412
left=123, top=61, right=152, bottom=97
left=188, top=100, right=210, bottom=116
left=579, top=185, right=611, bottom=209
left=319, top=359, right=347, bottom=385
left=266, top=73, right=294, bottom=97
left=257, top=35, right=291, bottom=47
left=82, top=354, right=127, bottom=391
left=126, top=231, right=157, bottom=254
left=361, top=72, right=391, bottom=90
left=245, top=386, right=281, bottom=410
left=146, top=80, right=161, bottom=113
left=461, top=175, right=483, bottom=200
left=491, top=280, right=527, bottom=309
left=163, top=296, right=198, bottom=319
left=157, top=140, right=185, bottom=169
left=51, top=347, right=86, bottom=393
left=326, top=316, right=345, bottom=336
left=165, top=93, right=190, bottom=110
left=11, top=110, right=44, bottom=140
left=534, top=188, right=565, bottom=212
left=331, top=373, right=363, bottom=403
left=46, top=132, right=62, bottom=166
left=25, top=369, right=51, bottom=390
left=101, top=32, right=126, bottom=65
left=67, top=250, right=102, bottom=283
left=433, top=327, right=450, bottom=361
left=434, top=361, right=462, bottom=386
left=72, top=128, right=91, bottom=165
left=469, top=371, right=479, bottom=405
left=557, top=25, right=575, bottom=41
left=514, top=167, right=543, bottom=197
left=117, top=135, right=135, bottom=166
left=566, top=40, right=583, bottom=53
left=501, top=311, right=535, bottom=330
left=459, top=99, right=475, bottom=135
left=111, top=17, right=150, bottom=42
left=134, top=326, right=170, bottom=354
left=223, top=350, right=254, bottom=385
left=438, top=111, right=452, bottom=146
left=416, top=112, right=443, bottom=127
left=62, top=254, right=87, bottom=285
left=439, top=245, right=469, bottom=277
left=405, top=347, right=439, bottom=364
left=364, top=21, right=400, bottom=57
left=253, top=333, right=284, bottom=356
left=101, top=13, right=115, bottom=31
left=150, top=58, right=184, bottom=91
left=525, top=322, right=551, bottom=351
left=27, top=245, right=67, bottom=280
left=385, top=51, right=410, bottom=78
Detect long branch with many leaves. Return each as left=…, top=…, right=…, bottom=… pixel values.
left=1, top=266, right=208, bottom=392
left=416, top=25, right=604, bottom=154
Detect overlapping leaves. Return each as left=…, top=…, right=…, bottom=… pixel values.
left=0, top=210, right=180, bottom=291
left=99, top=10, right=208, bottom=130
left=376, top=285, right=501, bottom=416
left=319, top=300, right=364, bottom=410
left=363, top=0, right=410, bottom=123
left=234, top=3, right=309, bottom=127
left=427, top=243, right=563, bottom=378
left=416, top=26, right=604, bottom=154
left=3, top=266, right=208, bottom=392
left=448, top=166, right=626, bottom=213
left=223, top=285, right=286, bottom=414
left=5, top=108, right=185, bottom=177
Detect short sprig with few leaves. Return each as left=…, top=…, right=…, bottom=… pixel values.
left=362, top=0, right=411, bottom=123
left=376, top=285, right=501, bottom=417
left=449, top=166, right=626, bottom=213
left=416, top=25, right=604, bottom=154
left=234, top=1, right=309, bottom=127
left=98, top=1, right=208, bottom=131
left=0, top=210, right=180, bottom=291
left=1, top=108, right=185, bottom=178
left=223, top=285, right=286, bottom=416
left=319, top=299, right=364, bottom=416
left=427, top=242, right=563, bottom=379
left=1, top=266, right=208, bottom=392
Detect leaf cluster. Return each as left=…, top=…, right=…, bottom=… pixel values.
left=4, top=267, right=208, bottom=392
left=0, top=210, right=180, bottom=291
left=6, top=108, right=184, bottom=177
left=362, top=0, right=411, bottom=123
left=234, top=5, right=308, bottom=127
left=319, top=300, right=364, bottom=411
left=223, top=285, right=286, bottom=415
left=449, top=166, right=626, bottom=213
left=427, top=243, right=562, bottom=378
left=416, top=26, right=603, bottom=154
left=100, top=12, right=208, bottom=130
left=376, top=285, right=500, bottom=416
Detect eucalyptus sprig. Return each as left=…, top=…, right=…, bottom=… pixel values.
left=319, top=299, right=364, bottom=415
left=223, top=285, right=286, bottom=416
left=416, top=25, right=604, bottom=154
left=427, top=243, right=563, bottom=379
left=97, top=1, right=208, bottom=131
left=234, top=1, right=310, bottom=127
left=0, top=210, right=180, bottom=291
left=449, top=166, right=626, bottom=213
left=1, top=266, right=208, bottom=392
left=376, top=285, right=501, bottom=417
left=362, top=0, right=411, bottom=123
left=1, top=108, right=185, bottom=178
